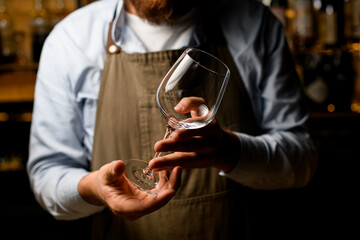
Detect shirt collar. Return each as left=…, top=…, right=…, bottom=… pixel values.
left=112, top=1, right=126, bottom=48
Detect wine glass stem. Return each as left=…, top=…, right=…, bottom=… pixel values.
left=143, top=127, right=173, bottom=178
left=153, top=127, right=173, bottom=159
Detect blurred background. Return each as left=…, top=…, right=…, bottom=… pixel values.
left=0, top=0, right=359, bottom=239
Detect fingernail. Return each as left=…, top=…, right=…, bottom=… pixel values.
left=148, top=160, right=155, bottom=169
left=174, top=104, right=184, bottom=112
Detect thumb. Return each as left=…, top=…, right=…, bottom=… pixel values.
left=105, top=160, right=125, bottom=183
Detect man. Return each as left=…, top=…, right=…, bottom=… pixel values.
left=27, top=0, right=317, bottom=239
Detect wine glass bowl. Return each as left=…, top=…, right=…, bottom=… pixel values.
left=157, top=48, right=230, bottom=130
left=124, top=48, right=230, bottom=194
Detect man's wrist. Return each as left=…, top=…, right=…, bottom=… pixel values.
left=215, top=129, right=241, bottom=173
left=78, top=171, right=104, bottom=206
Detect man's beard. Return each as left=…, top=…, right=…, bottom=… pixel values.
left=124, top=0, right=203, bottom=24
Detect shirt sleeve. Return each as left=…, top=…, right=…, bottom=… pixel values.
left=26, top=8, right=108, bottom=220
left=219, top=3, right=317, bottom=189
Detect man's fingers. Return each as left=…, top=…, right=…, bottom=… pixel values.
left=113, top=160, right=126, bottom=175
left=150, top=152, right=212, bottom=170
left=139, top=188, right=176, bottom=217
left=169, top=119, right=219, bottom=141
left=174, top=97, right=205, bottom=113
left=105, top=160, right=125, bottom=183
left=136, top=169, right=181, bottom=218
left=169, top=166, right=182, bottom=190
left=150, top=167, right=182, bottom=208
left=156, top=136, right=216, bottom=154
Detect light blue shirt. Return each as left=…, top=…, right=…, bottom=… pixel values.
left=27, top=0, right=317, bottom=220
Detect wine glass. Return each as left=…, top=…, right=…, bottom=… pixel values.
left=124, top=48, right=230, bottom=194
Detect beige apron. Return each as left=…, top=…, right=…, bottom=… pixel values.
left=91, top=18, right=260, bottom=240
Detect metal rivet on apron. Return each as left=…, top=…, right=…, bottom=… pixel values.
left=108, top=44, right=119, bottom=54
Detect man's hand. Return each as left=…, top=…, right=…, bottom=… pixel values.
left=149, top=97, right=241, bottom=173
left=78, top=160, right=182, bottom=221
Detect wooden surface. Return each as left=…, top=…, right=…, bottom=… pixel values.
left=0, top=71, right=36, bottom=103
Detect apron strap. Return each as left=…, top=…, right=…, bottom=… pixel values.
left=106, top=21, right=121, bottom=54
left=106, top=3, right=120, bottom=54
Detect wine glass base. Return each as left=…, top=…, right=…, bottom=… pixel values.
left=124, top=159, right=160, bottom=195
